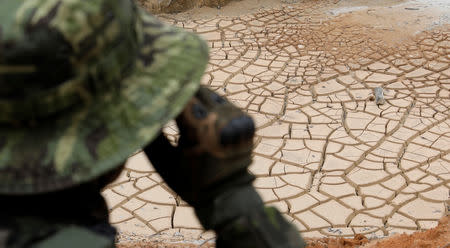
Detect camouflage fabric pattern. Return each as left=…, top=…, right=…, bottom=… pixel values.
left=193, top=184, right=307, bottom=248
left=0, top=169, right=120, bottom=247
left=216, top=207, right=307, bottom=248
left=0, top=0, right=209, bottom=194
left=0, top=217, right=114, bottom=248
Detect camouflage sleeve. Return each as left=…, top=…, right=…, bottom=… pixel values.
left=33, top=226, right=114, bottom=248
left=0, top=218, right=115, bottom=248
left=195, top=184, right=307, bottom=248
left=0, top=179, right=118, bottom=248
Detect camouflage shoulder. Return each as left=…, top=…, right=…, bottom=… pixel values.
left=33, top=226, right=114, bottom=248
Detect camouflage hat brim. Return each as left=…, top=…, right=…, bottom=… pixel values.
left=0, top=10, right=208, bottom=195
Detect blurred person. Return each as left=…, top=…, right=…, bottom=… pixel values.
left=0, top=1, right=305, bottom=247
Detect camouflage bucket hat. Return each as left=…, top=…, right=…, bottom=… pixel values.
left=0, top=0, right=208, bottom=194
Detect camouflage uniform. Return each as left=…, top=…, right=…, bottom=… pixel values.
left=0, top=0, right=306, bottom=247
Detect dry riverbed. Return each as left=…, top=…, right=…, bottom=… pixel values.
left=108, top=0, right=449, bottom=247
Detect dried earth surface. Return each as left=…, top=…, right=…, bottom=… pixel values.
left=108, top=0, right=449, bottom=246
left=116, top=216, right=450, bottom=247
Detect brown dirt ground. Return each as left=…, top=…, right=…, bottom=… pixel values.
left=307, top=216, right=449, bottom=248
left=117, top=216, right=449, bottom=248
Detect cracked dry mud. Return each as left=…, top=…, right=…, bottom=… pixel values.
left=107, top=0, right=449, bottom=246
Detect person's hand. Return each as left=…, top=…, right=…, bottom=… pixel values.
left=144, top=86, right=255, bottom=206
left=145, top=86, right=306, bottom=247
